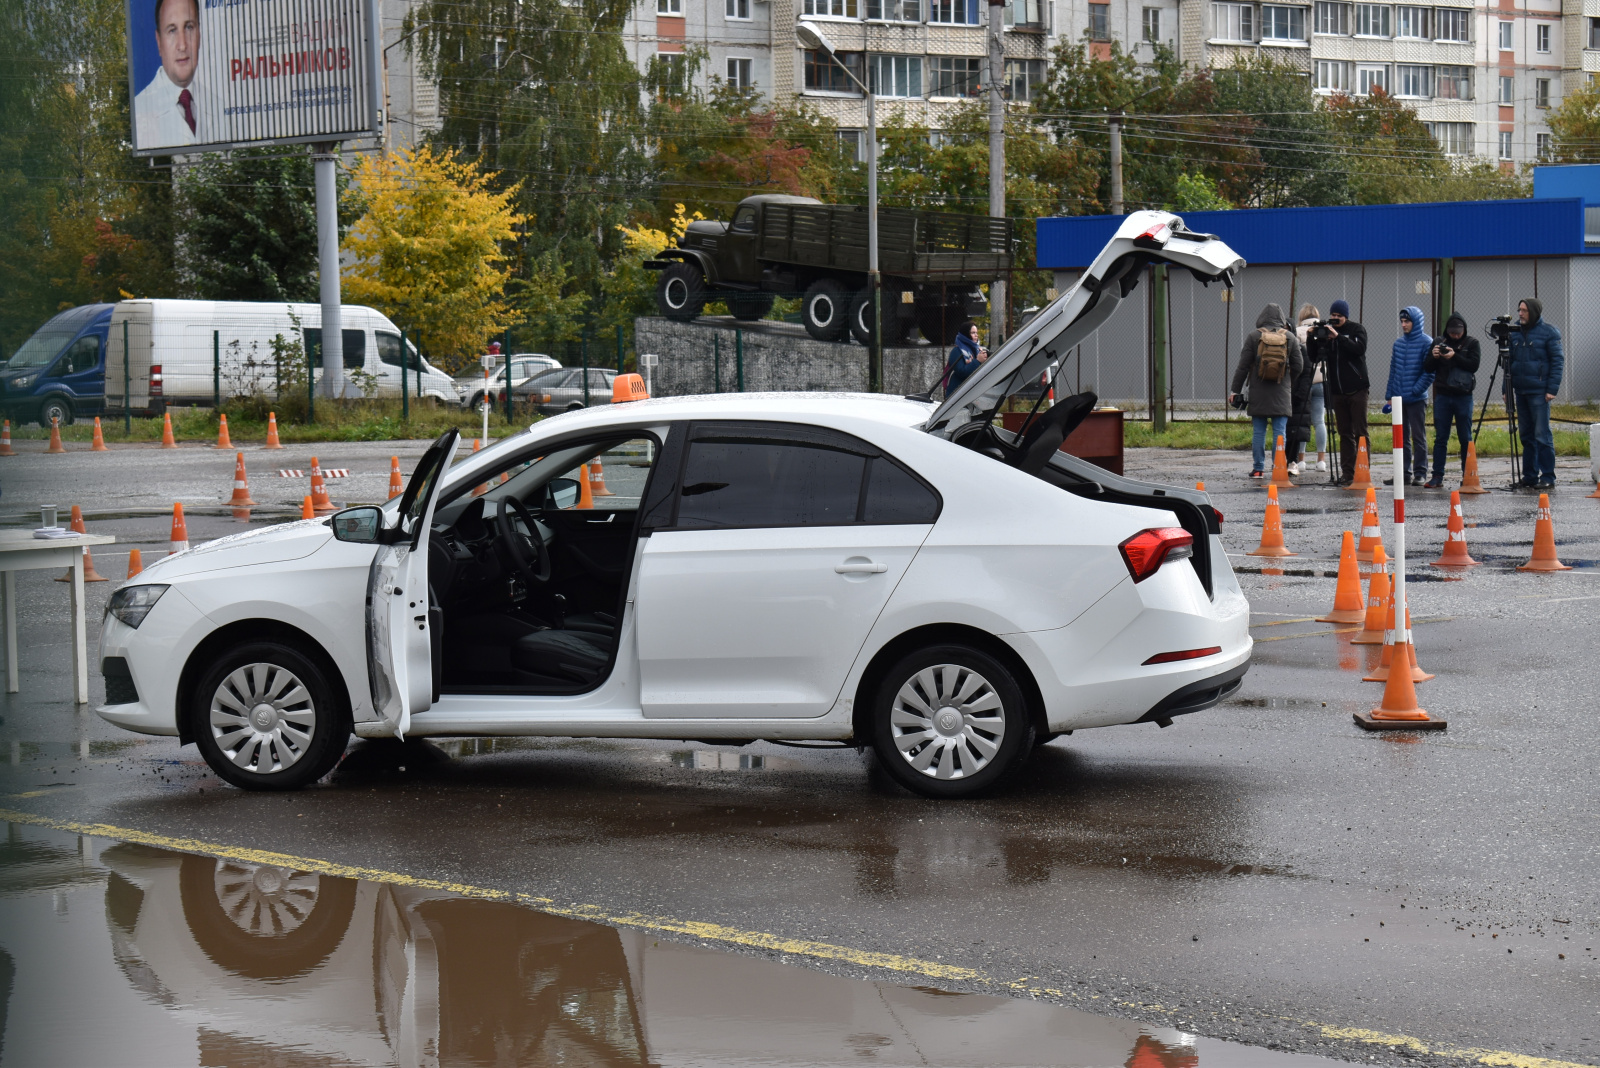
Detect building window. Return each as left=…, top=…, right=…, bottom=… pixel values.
left=1395, top=5, right=1428, bottom=39
left=726, top=0, right=750, bottom=15
left=1435, top=65, right=1472, bottom=100
left=928, top=56, right=982, bottom=97
left=1314, top=2, right=1349, bottom=35
left=1434, top=9, right=1467, bottom=42
left=657, top=0, right=681, bottom=13
left=1396, top=64, right=1432, bottom=98
left=1499, top=75, right=1514, bottom=104
left=869, top=54, right=922, bottom=97
left=727, top=57, right=754, bottom=88
left=1261, top=6, right=1305, bottom=40
left=1427, top=121, right=1473, bottom=155
left=1498, top=130, right=1513, bottom=159
left=928, top=0, right=978, bottom=23
left=803, top=49, right=863, bottom=91
left=1536, top=77, right=1551, bottom=107
left=652, top=52, right=689, bottom=97
left=1213, top=2, right=1254, bottom=41
left=1005, top=57, right=1046, bottom=100
left=838, top=129, right=864, bottom=162
left=1535, top=23, right=1550, bottom=52
left=1590, top=17, right=1600, bottom=49
left=1498, top=21, right=1513, bottom=51
left=1089, top=3, right=1111, bottom=39
left=1315, top=59, right=1352, bottom=92
left=1355, top=4, right=1390, bottom=37
left=1005, top=0, right=1043, bottom=28
left=1142, top=6, right=1162, bottom=41
left=1537, top=132, right=1552, bottom=159
left=1357, top=64, right=1389, bottom=95
left=803, top=0, right=859, bottom=16
left=867, top=0, right=921, bottom=19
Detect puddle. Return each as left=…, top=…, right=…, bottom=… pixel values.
left=0, top=823, right=1348, bottom=1067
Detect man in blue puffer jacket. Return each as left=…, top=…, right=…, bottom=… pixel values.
left=1384, top=306, right=1434, bottom=485
left=1507, top=297, right=1564, bottom=489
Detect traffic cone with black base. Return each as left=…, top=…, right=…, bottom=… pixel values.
left=1459, top=441, right=1488, bottom=495
left=1517, top=493, right=1574, bottom=571
left=1431, top=490, right=1479, bottom=568
left=1247, top=484, right=1295, bottom=557
left=1317, top=531, right=1367, bottom=624
left=1355, top=638, right=1445, bottom=730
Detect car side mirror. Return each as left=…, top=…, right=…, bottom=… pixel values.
left=545, top=477, right=580, bottom=510
left=331, top=506, right=384, bottom=543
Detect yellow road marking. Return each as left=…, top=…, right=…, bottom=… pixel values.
left=1253, top=628, right=1356, bottom=643
left=1250, top=617, right=1319, bottom=628
left=0, top=806, right=1590, bottom=1068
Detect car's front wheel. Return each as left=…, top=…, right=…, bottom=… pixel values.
left=37, top=394, right=74, bottom=428
left=191, top=641, right=350, bottom=791
left=871, top=644, right=1033, bottom=798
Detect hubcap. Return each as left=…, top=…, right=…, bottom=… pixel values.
left=210, top=662, right=317, bottom=775
left=889, top=664, right=1006, bottom=780
left=212, top=859, right=321, bottom=937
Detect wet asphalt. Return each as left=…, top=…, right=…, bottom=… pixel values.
left=0, top=436, right=1598, bottom=1067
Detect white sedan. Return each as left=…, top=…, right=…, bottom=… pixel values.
left=96, top=212, right=1252, bottom=799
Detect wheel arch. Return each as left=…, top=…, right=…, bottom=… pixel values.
left=850, top=623, right=1047, bottom=744
left=654, top=249, right=718, bottom=285
left=176, top=619, right=351, bottom=747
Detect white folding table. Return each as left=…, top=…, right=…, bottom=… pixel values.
left=0, top=531, right=117, bottom=704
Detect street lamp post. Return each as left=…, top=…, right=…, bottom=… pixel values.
left=797, top=21, right=881, bottom=393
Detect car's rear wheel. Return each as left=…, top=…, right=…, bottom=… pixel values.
left=191, top=641, right=350, bottom=791
left=37, top=394, right=74, bottom=428
left=801, top=279, right=851, bottom=341
left=657, top=263, right=706, bottom=321
left=871, top=644, right=1033, bottom=799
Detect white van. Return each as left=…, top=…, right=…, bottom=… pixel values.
left=103, top=300, right=462, bottom=414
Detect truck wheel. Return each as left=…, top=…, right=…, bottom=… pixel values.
left=37, top=395, right=74, bottom=428
left=657, top=263, right=706, bottom=322
left=728, top=292, right=775, bottom=322
left=915, top=299, right=966, bottom=346
left=802, top=279, right=850, bottom=341
left=846, top=289, right=910, bottom=346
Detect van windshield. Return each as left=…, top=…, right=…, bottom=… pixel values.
left=6, top=307, right=98, bottom=370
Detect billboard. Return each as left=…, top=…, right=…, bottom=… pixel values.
left=127, top=0, right=380, bottom=155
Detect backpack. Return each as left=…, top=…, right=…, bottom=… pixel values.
left=1256, top=328, right=1289, bottom=383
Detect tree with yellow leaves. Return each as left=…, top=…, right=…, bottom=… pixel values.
left=343, top=146, right=524, bottom=371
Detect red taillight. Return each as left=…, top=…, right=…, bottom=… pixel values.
left=149, top=364, right=163, bottom=397
left=1212, top=507, right=1224, bottom=526
left=1133, top=222, right=1171, bottom=249
left=1143, top=646, right=1222, bottom=666
left=1118, top=526, right=1194, bottom=583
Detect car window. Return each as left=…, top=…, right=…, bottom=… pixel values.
left=675, top=428, right=867, bottom=530
left=60, top=335, right=100, bottom=376
left=376, top=332, right=405, bottom=367
left=587, top=369, right=612, bottom=389
left=861, top=456, right=941, bottom=524
left=731, top=206, right=756, bottom=232
left=304, top=328, right=368, bottom=370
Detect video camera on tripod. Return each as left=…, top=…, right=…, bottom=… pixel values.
left=1476, top=313, right=1523, bottom=486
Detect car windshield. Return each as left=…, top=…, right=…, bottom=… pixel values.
left=6, top=308, right=97, bottom=370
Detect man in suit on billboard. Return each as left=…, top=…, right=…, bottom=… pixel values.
left=134, top=0, right=201, bottom=149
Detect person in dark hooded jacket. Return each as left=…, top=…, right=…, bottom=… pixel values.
left=1385, top=306, right=1434, bottom=484
left=1318, top=299, right=1368, bottom=484
left=1506, top=298, right=1563, bottom=488
left=1230, top=303, right=1304, bottom=477
left=1422, top=311, right=1481, bottom=488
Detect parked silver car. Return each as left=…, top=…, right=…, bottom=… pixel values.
left=513, top=366, right=617, bottom=415
left=457, top=353, right=561, bottom=409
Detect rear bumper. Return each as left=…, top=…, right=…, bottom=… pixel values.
left=1135, top=661, right=1249, bottom=725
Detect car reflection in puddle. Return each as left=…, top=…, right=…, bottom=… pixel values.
left=0, top=824, right=1350, bottom=1067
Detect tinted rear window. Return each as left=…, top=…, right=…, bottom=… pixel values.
left=677, top=439, right=865, bottom=529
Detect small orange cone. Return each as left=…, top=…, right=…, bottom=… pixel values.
left=214, top=413, right=232, bottom=449
left=1517, top=493, right=1573, bottom=572
left=1355, top=487, right=1384, bottom=563
left=169, top=502, right=190, bottom=554
left=301, top=495, right=315, bottom=520
left=1431, top=490, right=1479, bottom=569
left=388, top=456, right=404, bottom=500
left=161, top=412, right=177, bottom=449
left=91, top=417, right=109, bottom=451
left=1247, top=484, right=1295, bottom=557
left=1458, top=440, right=1488, bottom=495
left=0, top=419, right=13, bottom=456
left=1317, top=531, right=1366, bottom=624
left=227, top=452, right=258, bottom=506
left=308, top=457, right=337, bottom=513
left=470, top=439, right=489, bottom=497
left=1588, top=475, right=1600, bottom=500
left=1351, top=544, right=1390, bottom=644
left=1195, top=481, right=1205, bottom=491
left=576, top=463, right=595, bottom=510
left=589, top=454, right=614, bottom=497
left=1344, top=436, right=1374, bottom=492
left=125, top=548, right=143, bottom=579
left=1269, top=435, right=1295, bottom=489
left=1363, top=597, right=1433, bottom=683
left=55, top=506, right=109, bottom=583
left=264, top=412, right=283, bottom=449
left=1355, top=635, right=1443, bottom=729
left=48, top=417, right=66, bottom=453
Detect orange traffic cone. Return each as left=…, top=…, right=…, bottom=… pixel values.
left=265, top=411, right=283, bottom=449
left=1355, top=487, right=1384, bottom=564
left=55, top=506, right=108, bottom=583
left=125, top=548, right=143, bottom=579
left=160, top=412, right=177, bottom=449
left=308, top=457, right=336, bottom=513
left=227, top=452, right=258, bottom=506
left=1269, top=435, right=1295, bottom=489
left=1317, top=531, right=1367, bottom=624
left=1355, top=634, right=1444, bottom=729
left=1431, top=490, right=1479, bottom=568
left=47, top=417, right=66, bottom=453
left=1345, top=436, right=1374, bottom=492
left=1517, top=493, right=1573, bottom=572
left=1364, top=598, right=1433, bottom=683
left=1247, top=484, right=1295, bottom=557
left=576, top=463, right=595, bottom=510
left=589, top=455, right=614, bottom=497
left=301, top=495, right=315, bottom=520
left=470, top=439, right=490, bottom=497
left=1196, top=481, right=1205, bottom=491
left=1459, top=440, right=1488, bottom=495
left=169, top=502, right=190, bottom=554
left=388, top=456, right=404, bottom=500
left=1588, top=474, right=1600, bottom=500
left=0, top=419, right=13, bottom=456
left=214, top=413, right=232, bottom=449
left=91, top=417, right=109, bottom=451
left=1351, top=544, right=1390, bottom=644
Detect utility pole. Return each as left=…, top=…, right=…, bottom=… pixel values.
left=987, top=0, right=1007, bottom=350
left=313, top=143, right=343, bottom=399
left=1108, top=111, right=1124, bottom=215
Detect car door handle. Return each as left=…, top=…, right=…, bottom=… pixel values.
left=587, top=513, right=616, bottom=524
left=835, top=559, right=888, bottom=574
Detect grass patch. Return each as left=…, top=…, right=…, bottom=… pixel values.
left=10, top=401, right=532, bottom=445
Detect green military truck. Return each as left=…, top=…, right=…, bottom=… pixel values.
left=643, top=194, right=1013, bottom=346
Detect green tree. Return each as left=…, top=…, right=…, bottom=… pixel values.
left=1323, top=89, right=1525, bottom=203
left=1547, top=80, right=1600, bottom=163
left=1209, top=55, right=1346, bottom=208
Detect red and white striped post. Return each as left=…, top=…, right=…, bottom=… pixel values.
left=1390, top=397, right=1407, bottom=643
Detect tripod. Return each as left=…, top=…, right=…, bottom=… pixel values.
left=1473, top=335, right=1522, bottom=489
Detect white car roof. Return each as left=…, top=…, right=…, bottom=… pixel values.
left=529, top=391, right=937, bottom=433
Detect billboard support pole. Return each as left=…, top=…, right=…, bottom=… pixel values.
left=314, top=144, right=343, bottom=401
left=122, top=319, right=131, bottom=434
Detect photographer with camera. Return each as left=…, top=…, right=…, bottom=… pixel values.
left=1384, top=306, right=1434, bottom=486
left=1506, top=298, right=1564, bottom=489
left=1291, top=304, right=1329, bottom=474
left=1230, top=303, right=1304, bottom=479
left=1421, top=312, right=1480, bottom=489
left=1317, top=300, right=1369, bottom=485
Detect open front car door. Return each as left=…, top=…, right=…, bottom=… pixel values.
left=368, top=429, right=460, bottom=737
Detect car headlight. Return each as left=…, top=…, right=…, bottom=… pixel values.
left=12, top=375, right=34, bottom=390
left=107, top=584, right=169, bottom=628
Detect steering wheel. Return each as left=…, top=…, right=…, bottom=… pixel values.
left=494, top=496, right=551, bottom=585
